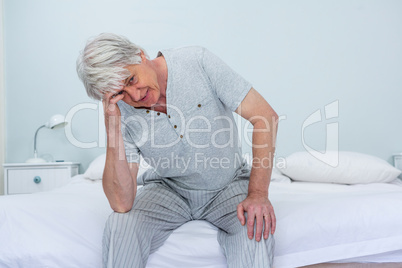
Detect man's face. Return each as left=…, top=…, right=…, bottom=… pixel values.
left=118, top=61, right=161, bottom=109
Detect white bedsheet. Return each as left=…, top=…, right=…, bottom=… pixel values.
left=1, top=175, right=402, bottom=268
left=270, top=181, right=402, bottom=267
left=0, top=177, right=111, bottom=268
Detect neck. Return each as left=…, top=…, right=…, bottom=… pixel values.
left=154, top=56, right=168, bottom=99
left=150, top=56, right=168, bottom=113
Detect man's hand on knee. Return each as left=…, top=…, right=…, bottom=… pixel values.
left=237, top=195, right=276, bottom=242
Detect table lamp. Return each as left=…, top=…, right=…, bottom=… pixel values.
left=26, top=114, right=68, bottom=163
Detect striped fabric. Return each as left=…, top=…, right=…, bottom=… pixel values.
left=103, top=178, right=274, bottom=268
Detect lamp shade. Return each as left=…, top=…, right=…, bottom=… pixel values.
left=46, top=114, right=67, bottom=129
left=26, top=114, right=68, bottom=163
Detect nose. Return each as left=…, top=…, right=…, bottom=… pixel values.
left=125, top=87, right=141, bottom=102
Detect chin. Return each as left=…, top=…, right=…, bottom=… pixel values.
left=147, top=94, right=158, bottom=107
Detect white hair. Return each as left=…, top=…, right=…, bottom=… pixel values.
left=76, top=33, right=149, bottom=100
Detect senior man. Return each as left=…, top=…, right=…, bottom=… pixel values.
left=77, top=33, right=278, bottom=268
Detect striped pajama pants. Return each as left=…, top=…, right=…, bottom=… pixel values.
left=102, top=177, right=275, bottom=268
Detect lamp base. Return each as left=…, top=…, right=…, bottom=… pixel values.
left=26, top=157, right=47, bottom=163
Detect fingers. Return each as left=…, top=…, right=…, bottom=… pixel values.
left=255, top=211, right=264, bottom=242
left=103, top=92, right=124, bottom=115
left=110, top=92, right=125, bottom=104
left=270, top=210, right=276, bottom=235
left=263, top=213, right=270, bottom=239
left=263, top=208, right=276, bottom=239
left=103, top=91, right=124, bottom=105
left=238, top=198, right=276, bottom=241
left=102, top=91, right=115, bottom=104
left=247, top=212, right=255, bottom=240
left=237, top=204, right=245, bottom=226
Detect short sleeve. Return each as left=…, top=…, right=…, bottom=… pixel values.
left=201, top=48, right=252, bottom=111
left=121, top=122, right=141, bottom=163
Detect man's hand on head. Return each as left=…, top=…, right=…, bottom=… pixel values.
left=102, top=91, right=124, bottom=117
left=102, top=91, right=124, bottom=139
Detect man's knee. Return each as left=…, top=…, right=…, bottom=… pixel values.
left=104, top=209, right=145, bottom=235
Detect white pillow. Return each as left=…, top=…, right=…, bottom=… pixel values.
left=83, top=154, right=106, bottom=180
left=271, top=168, right=291, bottom=183
left=243, top=154, right=291, bottom=183
left=278, top=151, right=401, bottom=184
left=83, top=154, right=150, bottom=180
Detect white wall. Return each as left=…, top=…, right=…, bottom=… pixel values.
left=0, top=0, right=5, bottom=194
left=3, top=0, right=402, bottom=172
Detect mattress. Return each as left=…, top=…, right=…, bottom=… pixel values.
left=0, top=175, right=402, bottom=268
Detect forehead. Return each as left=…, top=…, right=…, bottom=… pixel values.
left=122, top=64, right=141, bottom=82
left=124, top=64, right=139, bottom=74
left=125, top=63, right=145, bottom=72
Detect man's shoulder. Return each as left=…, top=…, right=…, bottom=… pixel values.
left=160, top=46, right=206, bottom=61
left=163, top=45, right=205, bottom=53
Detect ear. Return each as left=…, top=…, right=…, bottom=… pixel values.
left=140, top=51, right=147, bottom=62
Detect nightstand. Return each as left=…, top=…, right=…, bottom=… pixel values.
left=3, top=162, right=80, bottom=195
left=393, top=154, right=402, bottom=179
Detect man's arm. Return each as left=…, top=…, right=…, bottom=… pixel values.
left=102, top=92, right=138, bottom=213
left=235, top=87, right=278, bottom=242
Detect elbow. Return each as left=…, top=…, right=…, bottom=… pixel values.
left=270, top=109, right=279, bottom=122
left=103, top=179, right=136, bottom=214
left=109, top=195, right=134, bottom=213
left=106, top=190, right=135, bottom=213
left=111, top=203, right=132, bottom=213
left=255, top=110, right=279, bottom=127
left=266, top=109, right=279, bottom=128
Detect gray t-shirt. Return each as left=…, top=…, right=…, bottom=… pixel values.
left=118, top=46, right=252, bottom=192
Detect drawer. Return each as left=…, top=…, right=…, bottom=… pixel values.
left=7, top=168, right=70, bottom=194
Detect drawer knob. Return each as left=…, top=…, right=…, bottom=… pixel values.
left=33, top=176, right=41, bottom=184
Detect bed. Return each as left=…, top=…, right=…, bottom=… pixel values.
left=1, top=151, right=402, bottom=268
